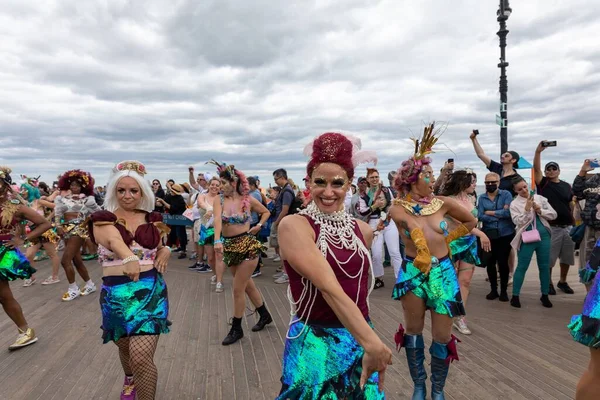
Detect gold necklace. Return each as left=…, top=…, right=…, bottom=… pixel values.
left=393, top=197, right=444, bottom=216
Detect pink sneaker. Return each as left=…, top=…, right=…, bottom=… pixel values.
left=121, top=376, right=136, bottom=400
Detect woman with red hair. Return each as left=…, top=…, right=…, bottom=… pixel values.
left=210, top=161, right=272, bottom=346
left=276, top=133, right=391, bottom=399
left=55, top=169, right=101, bottom=302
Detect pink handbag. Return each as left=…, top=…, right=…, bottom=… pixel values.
left=521, top=211, right=541, bottom=244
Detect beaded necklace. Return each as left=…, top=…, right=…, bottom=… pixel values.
left=286, top=201, right=374, bottom=339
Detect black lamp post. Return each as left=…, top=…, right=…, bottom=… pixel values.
left=497, top=0, right=511, bottom=156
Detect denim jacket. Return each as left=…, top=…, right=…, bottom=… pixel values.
left=477, top=189, right=515, bottom=237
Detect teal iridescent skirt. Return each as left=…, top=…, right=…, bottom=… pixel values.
left=569, top=239, right=600, bottom=347
left=392, top=256, right=465, bottom=317
left=198, top=225, right=215, bottom=246
left=579, top=238, right=600, bottom=284
left=449, top=234, right=480, bottom=266
left=277, top=319, right=385, bottom=400
left=0, top=244, right=36, bottom=281
left=100, top=269, right=170, bottom=344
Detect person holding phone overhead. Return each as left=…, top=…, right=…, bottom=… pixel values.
left=470, top=130, right=522, bottom=197
left=533, top=140, right=576, bottom=295
left=573, top=159, right=600, bottom=287
left=509, top=177, right=557, bottom=308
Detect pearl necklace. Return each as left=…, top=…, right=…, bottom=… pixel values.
left=286, top=201, right=374, bottom=339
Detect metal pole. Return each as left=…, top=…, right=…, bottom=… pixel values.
left=497, top=0, right=510, bottom=156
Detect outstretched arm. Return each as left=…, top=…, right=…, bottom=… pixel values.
left=470, top=132, right=492, bottom=167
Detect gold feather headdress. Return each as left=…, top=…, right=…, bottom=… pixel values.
left=411, top=122, right=443, bottom=161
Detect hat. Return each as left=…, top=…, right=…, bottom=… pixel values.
left=170, top=183, right=184, bottom=195
left=181, top=182, right=191, bottom=193
left=357, top=176, right=367, bottom=183
left=253, top=175, right=260, bottom=181
left=508, top=151, right=520, bottom=166
left=545, top=161, right=560, bottom=170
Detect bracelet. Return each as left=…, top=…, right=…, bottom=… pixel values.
left=122, top=255, right=139, bottom=265
left=214, top=239, right=223, bottom=244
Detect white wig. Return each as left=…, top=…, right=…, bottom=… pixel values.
left=103, top=161, right=155, bottom=213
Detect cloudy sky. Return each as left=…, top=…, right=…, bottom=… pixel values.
left=1, top=0, right=599, bottom=188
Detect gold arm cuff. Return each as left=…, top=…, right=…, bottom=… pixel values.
left=410, top=228, right=431, bottom=275
left=445, top=223, right=470, bottom=245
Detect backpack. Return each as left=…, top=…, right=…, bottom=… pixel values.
left=282, top=185, right=302, bottom=215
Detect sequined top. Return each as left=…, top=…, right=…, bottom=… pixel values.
left=220, top=194, right=250, bottom=225
left=0, top=199, right=20, bottom=241
left=89, top=210, right=169, bottom=267
left=285, top=214, right=369, bottom=324
left=98, top=241, right=157, bottom=267
left=55, top=194, right=101, bottom=219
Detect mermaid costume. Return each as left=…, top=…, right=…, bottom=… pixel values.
left=277, top=211, right=384, bottom=399
left=89, top=210, right=171, bottom=343
left=0, top=200, right=36, bottom=282
left=569, top=237, right=600, bottom=347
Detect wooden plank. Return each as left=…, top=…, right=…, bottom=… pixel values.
left=0, top=252, right=587, bottom=399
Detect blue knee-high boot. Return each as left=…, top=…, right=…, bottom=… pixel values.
left=405, top=334, right=427, bottom=400
left=429, top=336, right=461, bottom=400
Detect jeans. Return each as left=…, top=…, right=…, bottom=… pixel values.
left=513, top=226, right=551, bottom=296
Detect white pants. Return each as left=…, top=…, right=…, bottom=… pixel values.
left=368, top=219, right=402, bottom=279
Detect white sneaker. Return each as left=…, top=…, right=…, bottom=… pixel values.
left=80, top=283, right=97, bottom=296
left=274, top=274, right=289, bottom=284
left=23, top=278, right=36, bottom=287
left=215, top=282, right=224, bottom=293
left=273, top=256, right=281, bottom=262
left=273, top=271, right=284, bottom=279
left=453, top=317, right=472, bottom=335
left=210, top=275, right=217, bottom=285
left=62, top=288, right=80, bottom=302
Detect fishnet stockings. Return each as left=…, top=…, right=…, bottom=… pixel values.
left=115, top=335, right=160, bottom=400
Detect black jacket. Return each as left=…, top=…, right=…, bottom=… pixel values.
left=573, top=174, right=600, bottom=229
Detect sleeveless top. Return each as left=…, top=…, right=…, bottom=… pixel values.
left=284, top=214, right=369, bottom=324
left=89, top=210, right=169, bottom=267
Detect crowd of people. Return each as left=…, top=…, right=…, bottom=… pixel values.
left=0, top=129, right=599, bottom=399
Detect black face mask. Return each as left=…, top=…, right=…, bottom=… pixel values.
left=485, top=184, right=498, bottom=193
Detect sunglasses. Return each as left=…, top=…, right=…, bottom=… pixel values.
left=546, top=166, right=558, bottom=171
left=484, top=181, right=499, bottom=185
left=152, top=183, right=160, bottom=185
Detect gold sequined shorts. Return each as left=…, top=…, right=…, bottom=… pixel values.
left=62, top=218, right=89, bottom=240
left=26, top=228, right=60, bottom=247
left=223, top=233, right=265, bottom=267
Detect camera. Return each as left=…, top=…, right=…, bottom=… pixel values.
left=473, top=129, right=479, bottom=136
left=541, top=140, right=557, bottom=147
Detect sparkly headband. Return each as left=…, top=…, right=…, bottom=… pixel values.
left=114, top=160, right=147, bottom=176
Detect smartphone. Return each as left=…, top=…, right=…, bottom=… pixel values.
left=473, top=129, right=479, bottom=136
left=541, top=140, right=557, bottom=147
left=590, top=159, right=600, bottom=168
left=448, top=158, right=454, bottom=163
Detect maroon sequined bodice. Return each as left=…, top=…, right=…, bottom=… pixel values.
left=284, top=214, right=370, bottom=324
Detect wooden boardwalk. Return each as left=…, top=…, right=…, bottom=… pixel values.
left=0, top=252, right=588, bottom=400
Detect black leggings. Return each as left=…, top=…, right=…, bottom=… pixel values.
left=175, top=225, right=188, bottom=251
left=484, top=234, right=514, bottom=293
